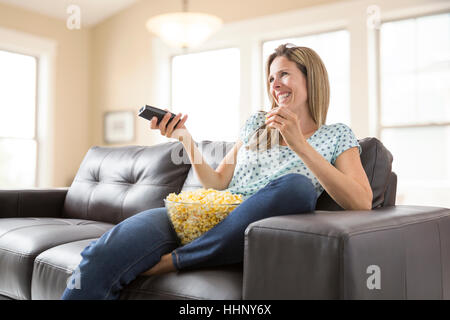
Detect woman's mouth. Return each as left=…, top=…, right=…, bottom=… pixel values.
left=277, top=92, right=291, bottom=103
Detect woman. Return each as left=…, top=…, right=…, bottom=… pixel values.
left=62, top=44, right=372, bottom=300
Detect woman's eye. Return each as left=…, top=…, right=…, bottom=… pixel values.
left=269, top=72, right=286, bottom=83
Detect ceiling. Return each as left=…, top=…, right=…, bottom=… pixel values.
left=0, top=0, right=140, bottom=26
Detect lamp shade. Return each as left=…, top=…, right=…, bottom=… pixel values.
left=146, top=12, right=223, bottom=49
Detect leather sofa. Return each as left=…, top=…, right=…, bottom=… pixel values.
left=0, top=138, right=449, bottom=300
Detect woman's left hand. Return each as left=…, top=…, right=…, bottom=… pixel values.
left=265, top=106, right=306, bottom=150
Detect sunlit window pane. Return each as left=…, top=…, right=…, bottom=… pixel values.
left=172, top=48, right=240, bottom=142
left=0, top=49, right=37, bottom=188
left=262, top=30, right=350, bottom=126
left=0, top=50, right=36, bottom=138
left=0, top=139, right=37, bottom=188
left=379, top=13, right=450, bottom=208
left=380, top=13, right=450, bottom=126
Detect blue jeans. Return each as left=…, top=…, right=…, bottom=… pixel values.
left=61, top=173, right=317, bottom=299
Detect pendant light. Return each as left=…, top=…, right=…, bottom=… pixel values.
left=146, top=0, right=223, bottom=49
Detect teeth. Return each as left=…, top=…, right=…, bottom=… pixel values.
left=278, top=93, right=291, bottom=101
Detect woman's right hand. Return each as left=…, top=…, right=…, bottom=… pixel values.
left=149, top=108, right=190, bottom=141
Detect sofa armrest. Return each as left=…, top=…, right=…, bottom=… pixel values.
left=243, top=205, right=450, bottom=300
left=0, top=188, right=68, bottom=218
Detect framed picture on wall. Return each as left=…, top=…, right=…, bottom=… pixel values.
left=104, top=111, right=135, bottom=144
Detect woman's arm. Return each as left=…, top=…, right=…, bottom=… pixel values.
left=148, top=109, right=242, bottom=190
left=294, top=143, right=373, bottom=210
left=180, top=134, right=242, bottom=190
left=264, top=107, right=372, bottom=210
left=214, top=139, right=243, bottom=190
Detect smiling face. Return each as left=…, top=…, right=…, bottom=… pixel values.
left=268, top=56, right=308, bottom=112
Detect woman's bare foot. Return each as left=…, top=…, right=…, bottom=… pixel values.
left=142, top=253, right=176, bottom=276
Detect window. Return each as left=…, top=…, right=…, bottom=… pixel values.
left=0, top=50, right=37, bottom=188
left=379, top=13, right=450, bottom=207
left=171, top=48, right=240, bottom=142
left=262, top=30, right=350, bottom=125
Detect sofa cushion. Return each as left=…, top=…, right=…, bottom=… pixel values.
left=0, top=218, right=112, bottom=300
left=63, top=143, right=191, bottom=224
left=359, top=137, right=394, bottom=207
left=32, top=238, right=243, bottom=300
left=315, top=137, right=394, bottom=210
left=120, top=264, right=243, bottom=300
left=32, top=239, right=93, bottom=300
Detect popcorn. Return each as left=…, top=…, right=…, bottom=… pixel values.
left=164, top=189, right=243, bottom=245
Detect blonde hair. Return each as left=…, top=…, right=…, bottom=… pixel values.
left=246, top=44, right=330, bottom=151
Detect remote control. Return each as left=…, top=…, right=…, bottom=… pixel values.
left=138, top=105, right=180, bottom=126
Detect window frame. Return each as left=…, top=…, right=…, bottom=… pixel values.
left=375, top=10, right=450, bottom=207
left=376, top=10, right=450, bottom=139
left=0, top=49, right=38, bottom=187
left=0, top=26, right=57, bottom=188
left=155, top=1, right=450, bottom=139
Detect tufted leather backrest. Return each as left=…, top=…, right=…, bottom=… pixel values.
left=64, top=138, right=395, bottom=224
left=62, top=143, right=191, bottom=224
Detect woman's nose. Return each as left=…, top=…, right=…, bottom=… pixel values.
left=272, top=77, right=281, bottom=88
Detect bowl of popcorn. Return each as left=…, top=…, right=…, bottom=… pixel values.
left=164, top=189, right=243, bottom=245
